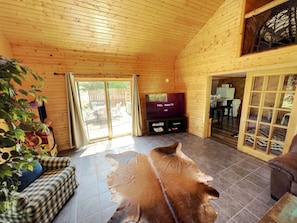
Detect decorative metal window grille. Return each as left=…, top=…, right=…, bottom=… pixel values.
left=242, top=1, right=297, bottom=55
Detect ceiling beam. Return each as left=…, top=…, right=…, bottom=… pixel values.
left=245, top=0, right=288, bottom=19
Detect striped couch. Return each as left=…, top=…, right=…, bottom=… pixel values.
left=0, top=156, right=78, bottom=223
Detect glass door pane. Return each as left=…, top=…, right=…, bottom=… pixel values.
left=107, top=81, right=132, bottom=137
left=241, top=73, right=296, bottom=160
left=77, top=81, right=108, bottom=140
left=77, top=80, right=132, bottom=141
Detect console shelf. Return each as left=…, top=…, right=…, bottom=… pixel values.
left=147, top=117, right=187, bottom=135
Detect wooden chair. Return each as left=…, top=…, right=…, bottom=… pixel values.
left=223, top=99, right=233, bottom=122
left=211, top=101, right=224, bottom=126
left=237, top=102, right=242, bottom=123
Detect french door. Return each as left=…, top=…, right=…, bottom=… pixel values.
left=76, top=80, right=132, bottom=141
left=238, top=69, right=297, bottom=161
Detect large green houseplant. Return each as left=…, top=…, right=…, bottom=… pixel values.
left=0, top=56, right=47, bottom=213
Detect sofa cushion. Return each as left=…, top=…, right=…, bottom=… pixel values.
left=37, top=156, right=71, bottom=170
left=269, top=152, right=297, bottom=182
left=18, top=160, right=43, bottom=192
left=22, top=166, right=76, bottom=206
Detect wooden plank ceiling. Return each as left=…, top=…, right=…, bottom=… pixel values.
left=0, top=0, right=224, bottom=57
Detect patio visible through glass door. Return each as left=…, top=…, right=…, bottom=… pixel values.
left=77, top=80, right=132, bottom=141
left=107, top=81, right=132, bottom=137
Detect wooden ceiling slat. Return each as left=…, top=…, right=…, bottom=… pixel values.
left=3, top=23, right=189, bottom=50
left=5, top=0, right=211, bottom=26
left=2, top=2, right=193, bottom=33
left=0, top=0, right=224, bottom=56
left=0, top=6, right=198, bottom=44
left=0, top=12, right=193, bottom=41
left=10, top=37, right=181, bottom=56
left=0, top=11, right=196, bottom=46
left=67, top=0, right=218, bottom=21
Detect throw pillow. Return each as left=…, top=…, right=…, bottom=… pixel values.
left=18, top=160, right=43, bottom=192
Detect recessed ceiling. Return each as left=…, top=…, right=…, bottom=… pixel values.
left=0, top=0, right=224, bottom=56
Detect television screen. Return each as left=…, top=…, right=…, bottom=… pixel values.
left=145, top=93, right=185, bottom=119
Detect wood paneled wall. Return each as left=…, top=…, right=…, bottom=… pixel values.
left=245, top=0, right=272, bottom=14
left=217, top=77, right=246, bottom=101
left=2, top=42, right=176, bottom=150
left=175, top=0, right=297, bottom=138
left=0, top=32, right=12, bottom=57
left=2, top=0, right=297, bottom=149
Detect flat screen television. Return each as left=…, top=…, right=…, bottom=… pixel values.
left=145, top=93, right=185, bottom=119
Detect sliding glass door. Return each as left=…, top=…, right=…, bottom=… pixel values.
left=107, top=81, right=132, bottom=137
left=77, top=80, right=132, bottom=141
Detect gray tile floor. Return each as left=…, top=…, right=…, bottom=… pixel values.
left=53, top=132, right=276, bottom=223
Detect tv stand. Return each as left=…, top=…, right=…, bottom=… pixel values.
left=147, top=117, right=187, bottom=135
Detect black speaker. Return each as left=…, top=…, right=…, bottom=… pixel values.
left=38, top=102, right=47, bottom=122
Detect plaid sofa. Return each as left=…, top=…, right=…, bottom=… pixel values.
left=0, top=156, right=78, bottom=223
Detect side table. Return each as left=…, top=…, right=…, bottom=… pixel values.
left=258, top=192, right=297, bottom=223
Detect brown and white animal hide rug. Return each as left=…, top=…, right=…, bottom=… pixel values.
left=106, top=142, right=219, bottom=223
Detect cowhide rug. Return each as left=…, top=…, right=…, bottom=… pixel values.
left=106, top=142, right=219, bottom=223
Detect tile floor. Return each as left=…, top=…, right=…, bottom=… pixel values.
left=53, top=132, right=276, bottom=223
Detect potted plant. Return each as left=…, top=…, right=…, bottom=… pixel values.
left=0, top=56, right=47, bottom=213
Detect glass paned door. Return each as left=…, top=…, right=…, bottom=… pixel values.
left=107, top=81, right=132, bottom=137
left=77, top=80, right=132, bottom=140
left=240, top=73, right=297, bottom=161
left=77, top=81, right=108, bottom=139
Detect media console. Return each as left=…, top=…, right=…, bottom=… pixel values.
left=147, top=117, right=187, bottom=135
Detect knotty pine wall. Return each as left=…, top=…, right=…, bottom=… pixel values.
left=175, top=0, right=297, bottom=138
left=217, top=77, right=246, bottom=101
left=2, top=0, right=297, bottom=150
left=0, top=32, right=12, bottom=58
left=1, top=38, right=176, bottom=150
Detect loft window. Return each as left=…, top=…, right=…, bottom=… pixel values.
left=242, top=1, right=297, bottom=55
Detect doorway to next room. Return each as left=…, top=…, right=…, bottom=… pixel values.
left=210, top=74, right=246, bottom=149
